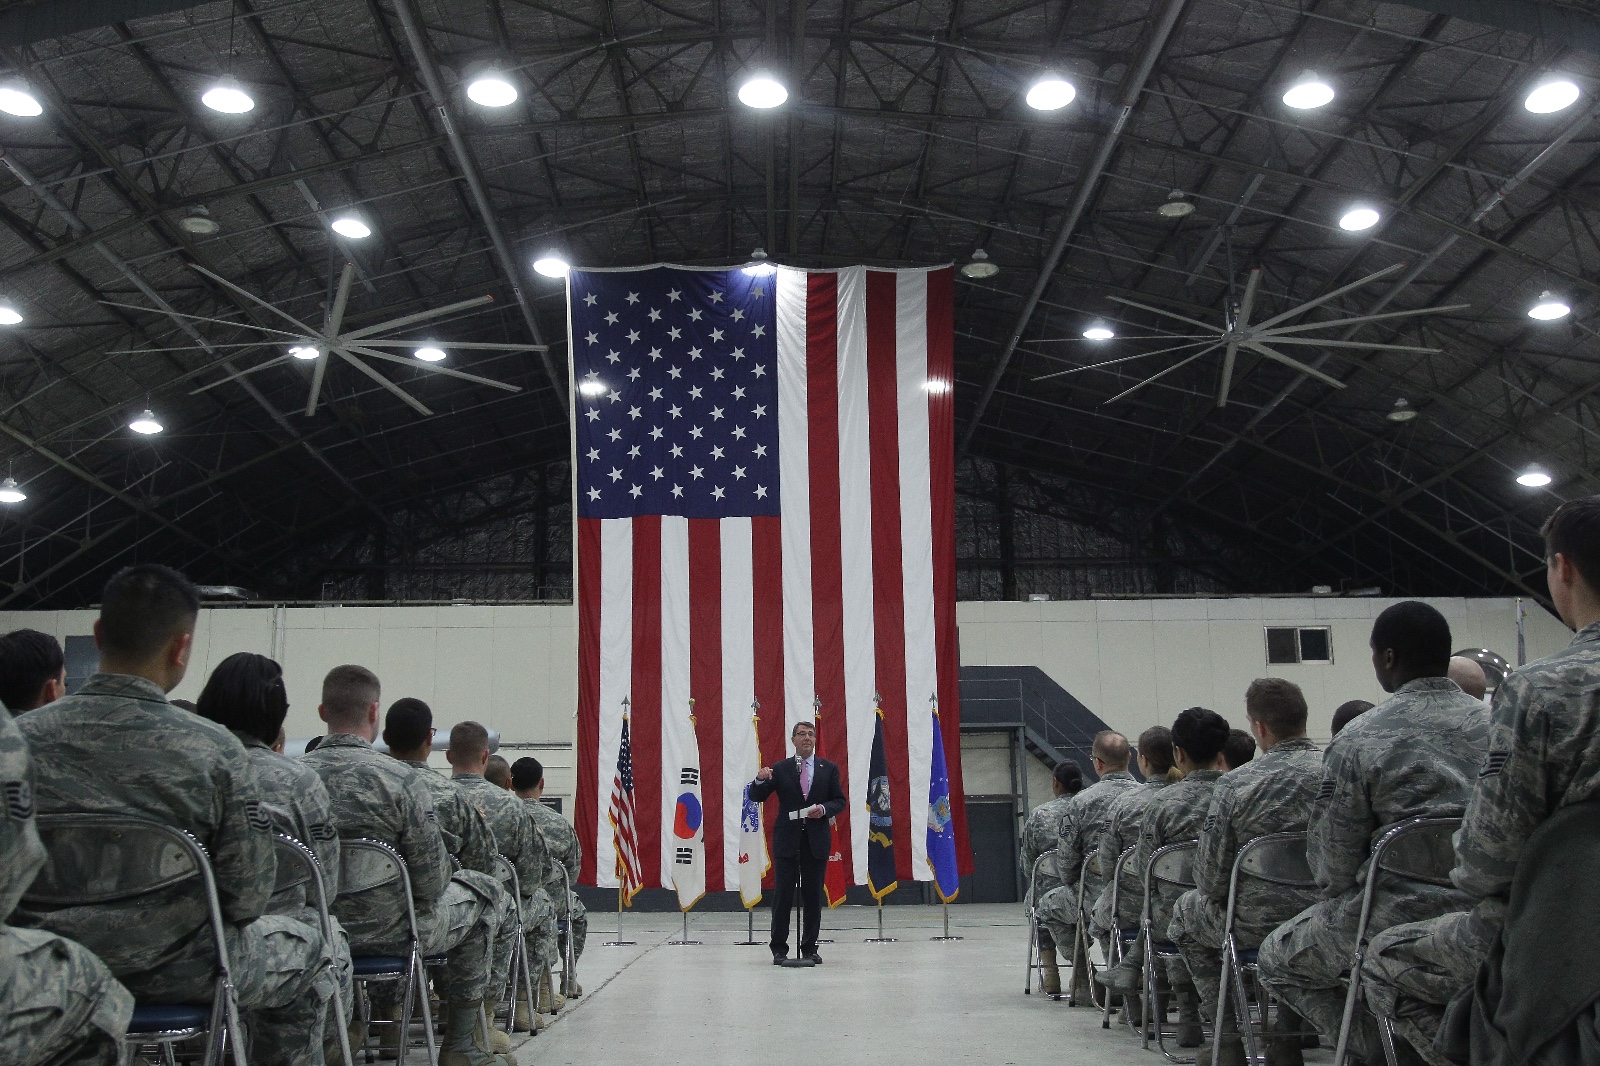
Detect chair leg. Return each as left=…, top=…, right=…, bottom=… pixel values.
left=1211, top=940, right=1232, bottom=1066
left=413, top=953, right=438, bottom=1066
left=1234, top=960, right=1261, bottom=1064
left=1377, top=1017, right=1402, bottom=1066
left=1142, top=934, right=1157, bottom=1051
left=1025, top=916, right=1038, bottom=994
left=330, top=981, right=355, bottom=1066
left=1332, top=952, right=1366, bottom=1066
left=396, top=958, right=416, bottom=1066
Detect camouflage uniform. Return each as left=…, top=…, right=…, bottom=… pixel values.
left=527, top=798, right=587, bottom=964
left=453, top=774, right=555, bottom=984
left=399, top=759, right=499, bottom=876
left=1090, top=777, right=1171, bottom=941
left=1036, top=771, right=1139, bottom=950
left=16, top=675, right=335, bottom=1066
left=1168, top=737, right=1323, bottom=1024
left=0, top=690, right=131, bottom=1066
left=1364, top=622, right=1600, bottom=1064
left=1256, top=678, right=1488, bottom=1061
left=1019, top=793, right=1073, bottom=953
left=303, top=735, right=506, bottom=1004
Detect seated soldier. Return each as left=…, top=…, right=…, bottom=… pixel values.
left=1255, top=601, right=1489, bottom=1065
left=1102, top=707, right=1233, bottom=1049
left=1364, top=499, right=1600, bottom=1065
left=16, top=565, right=335, bottom=1066
left=1020, top=760, right=1084, bottom=994
left=0, top=628, right=66, bottom=715
left=1091, top=726, right=1176, bottom=958
left=449, top=723, right=561, bottom=1026
left=1170, top=680, right=1324, bottom=1066
left=513, top=757, right=589, bottom=999
left=1223, top=728, right=1256, bottom=771
left=0, top=689, right=131, bottom=1064
left=302, top=668, right=514, bottom=1066
left=193, top=652, right=354, bottom=1059
left=1330, top=700, right=1373, bottom=738
left=1446, top=655, right=1488, bottom=702
left=484, top=755, right=513, bottom=790
left=1036, top=732, right=1139, bottom=1002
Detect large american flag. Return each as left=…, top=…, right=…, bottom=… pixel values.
left=573, top=264, right=971, bottom=895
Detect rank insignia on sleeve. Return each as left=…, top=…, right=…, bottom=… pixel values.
left=1316, top=779, right=1335, bottom=802
left=244, top=800, right=272, bottom=832
left=1479, top=751, right=1509, bottom=778
left=4, top=779, right=33, bottom=821
left=1202, top=815, right=1217, bottom=833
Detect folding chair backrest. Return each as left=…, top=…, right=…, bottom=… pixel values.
left=495, top=854, right=521, bottom=898
left=341, top=839, right=405, bottom=895
left=272, top=837, right=314, bottom=896
left=1375, top=818, right=1460, bottom=887
left=1238, top=833, right=1316, bottom=887
left=26, top=813, right=201, bottom=906
left=1149, top=841, right=1198, bottom=889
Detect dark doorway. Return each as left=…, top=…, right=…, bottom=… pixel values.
left=961, top=797, right=1019, bottom=903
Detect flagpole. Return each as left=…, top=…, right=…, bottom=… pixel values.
left=927, top=694, right=963, bottom=941
left=930, top=899, right=963, bottom=941
left=811, top=693, right=833, bottom=945
left=734, top=699, right=766, bottom=946
left=604, top=696, right=638, bottom=947
left=668, top=697, right=703, bottom=945
left=864, top=894, right=897, bottom=943
left=736, top=904, right=763, bottom=946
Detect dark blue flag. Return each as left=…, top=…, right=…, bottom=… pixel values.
left=866, top=709, right=897, bottom=899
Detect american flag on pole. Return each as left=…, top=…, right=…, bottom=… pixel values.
left=608, top=706, right=643, bottom=904
left=573, top=264, right=971, bottom=895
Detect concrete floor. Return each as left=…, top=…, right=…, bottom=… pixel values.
left=510, top=903, right=1339, bottom=1066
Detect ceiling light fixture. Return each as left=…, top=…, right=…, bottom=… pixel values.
left=738, top=75, right=788, bottom=109
left=960, top=249, right=999, bottom=279
left=466, top=75, right=518, bottom=107
left=288, top=344, right=320, bottom=360
left=0, top=83, right=42, bottom=118
left=413, top=347, right=446, bottom=362
left=922, top=379, right=951, bottom=394
left=1025, top=75, right=1076, bottom=111
left=1528, top=290, right=1571, bottom=320
left=533, top=255, right=570, bottom=278
left=578, top=379, right=608, bottom=397
left=743, top=248, right=776, bottom=276
left=1082, top=325, right=1116, bottom=341
left=1386, top=398, right=1418, bottom=423
left=0, top=306, right=22, bottom=325
left=1525, top=78, right=1580, bottom=114
left=201, top=77, right=255, bottom=114
left=129, top=409, right=164, bottom=435
left=1516, top=466, right=1553, bottom=488
left=1282, top=71, right=1335, bottom=110
left=1158, top=190, right=1194, bottom=218
left=1339, top=206, right=1381, bottom=231
left=0, top=477, right=24, bottom=504
left=178, top=209, right=219, bottom=235
left=330, top=216, right=371, bottom=240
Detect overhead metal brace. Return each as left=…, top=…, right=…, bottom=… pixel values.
left=1390, top=0, right=1600, bottom=56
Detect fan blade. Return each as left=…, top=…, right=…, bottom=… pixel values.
left=101, top=301, right=301, bottom=338
left=1235, top=269, right=1261, bottom=331
left=1216, top=341, right=1240, bottom=408
left=344, top=344, right=523, bottom=392
left=1241, top=341, right=1347, bottom=389
left=1255, top=303, right=1471, bottom=337
left=305, top=353, right=329, bottom=417
left=1254, top=337, right=1441, bottom=353
left=190, top=354, right=295, bottom=394
left=326, top=263, right=356, bottom=337
left=335, top=350, right=433, bottom=415
left=104, top=341, right=281, bottom=355
left=1105, top=295, right=1221, bottom=334
left=1026, top=334, right=1210, bottom=343
left=1032, top=340, right=1211, bottom=382
left=1249, top=263, right=1404, bottom=332
left=341, top=295, right=495, bottom=340
left=349, top=339, right=551, bottom=352
left=1102, top=343, right=1222, bottom=404
left=187, top=262, right=318, bottom=335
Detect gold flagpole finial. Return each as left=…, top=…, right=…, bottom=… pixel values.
left=688, top=696, right=696, bottom=726
left=751, top=696, right=760, bottom=725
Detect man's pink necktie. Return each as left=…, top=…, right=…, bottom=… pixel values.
left=801, top=758, right=812, bottom=797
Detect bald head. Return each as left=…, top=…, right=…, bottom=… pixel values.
left=1091, top=730, right=1131, bottom=773
left=1447, top=656, right=1488, bottom=701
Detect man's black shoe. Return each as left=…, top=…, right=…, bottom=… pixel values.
left=804, top=952, right=823, bottom=965
left=772, top=953, right=787, bottom=965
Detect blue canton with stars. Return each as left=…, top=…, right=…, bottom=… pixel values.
left=572, top=267, right=779, bottom=519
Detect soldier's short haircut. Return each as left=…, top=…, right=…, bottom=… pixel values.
left=383, top=697, right=432, bottom=752
left=0, top=628, right=64, bottom=712
left=321, top=664, right=380, bottom=725
left=1223, top=728, right=1257, bottom=770
left=512, top=757, right=545, bottom=792
left=485, top=754, right=512, bottom=788
left=1542, top=496, right=1600, bottom=593
left=1171, top=706, right=1230, bottom=764
left=196, top=652, right=289, bottom=745
left=1053, top=759, right=1084, bottom=793
left=1136, top=726, right=1175, bottom=776
left=449, top=720, right=491, bottom=762
left=1370, top=600, right=1452, bottom=674
left=1245, top=677, right=1309, bottom=739
left=1092, top=729, right=1131, bottom=770
left=1331, top=699, right=1375, bottom=737
left=98, top=564, right=200, bottom=661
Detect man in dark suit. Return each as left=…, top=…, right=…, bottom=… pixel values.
left=749, top=720, right=848, bottom=963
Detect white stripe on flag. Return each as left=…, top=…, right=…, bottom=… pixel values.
left=776, top=268, right=814, bottom=743
left=834, top=266, right=878, bottom=883
left=659, top=515, right=692, bottom=880
left=596, top=518, right=634, bottom=889
left=720, top=516, right=755, bottom=889
left=896, top=269, right=939, bottom=876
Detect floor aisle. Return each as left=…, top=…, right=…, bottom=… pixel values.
left=513, top=903, right=1338, bottom=1066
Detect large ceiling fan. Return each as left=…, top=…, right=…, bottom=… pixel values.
left=1035, top=263, right=1468, bottom=407
left=106, top=261, right=541, bottom=417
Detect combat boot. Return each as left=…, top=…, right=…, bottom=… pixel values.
left=537, top=969, right=566, bottom=1014
left=562, top=973, right=583, bottom=998
left=1119, top=994, right=1144, bottom=1029
left=368, top=1000, right=402, bottom=1061
left=513, top=996, right=549, bottom=1033
left=1266, top=1004, right=1306, bottom=1066
left=439, top=1001, right=516, bottom=1066
left=1175, top=985, right=1205, bottom=1048
left=1195, top=1037, right=1248, bottom=1066
left=1098, top=940, right=1145, bottom=995
left=1038, top=946, right=1061, bottom=995
left=480, top=1002, right=513, bottom=1053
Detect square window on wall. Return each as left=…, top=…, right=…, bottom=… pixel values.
left=1264, top=626, right=1334, bottom=666
left=1265, top=627, right=1300, bottom=664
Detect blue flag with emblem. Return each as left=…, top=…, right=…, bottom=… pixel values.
left=866, top=708, right=897, bottom=899
left=925, top=705, right=960, bottom=902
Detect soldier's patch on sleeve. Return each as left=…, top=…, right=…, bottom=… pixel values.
left=1316, top=779, right=1336, bottom=802
left=3, top=779, right=33, bottom=821
left=426, top=809, right=438, bottom=823
left=243, top=800, right=271, bottom=833
left=1479, top=751, right=1510, bottom=778
left=311, top=821, right=338, bottom=841
left=1202, top=814, right=1217, bottom=833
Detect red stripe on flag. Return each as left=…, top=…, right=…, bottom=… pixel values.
left=864, top=270, right=915, bottom=882
left=923, top=266, right=971, bottom=875
left=751, top=514, right=785, bottom=890
left=804, top=271, right=853, bottom=882
left=575, top=517, right=602, bottom=886
left=630, top=515, right=663, bottom=888
left=688, top=518, right=725, bottom=892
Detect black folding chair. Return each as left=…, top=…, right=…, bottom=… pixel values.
left=1101, top=845, right=1141, bottom=1032
left=1023, top=848, right=1062, bottom=995
left=274, top=833, right=354, bottom=1066
left=1141, top=840, right=1200, bottom=1063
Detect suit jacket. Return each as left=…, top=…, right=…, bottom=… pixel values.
left=748, top=755, right=848, bottom=860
